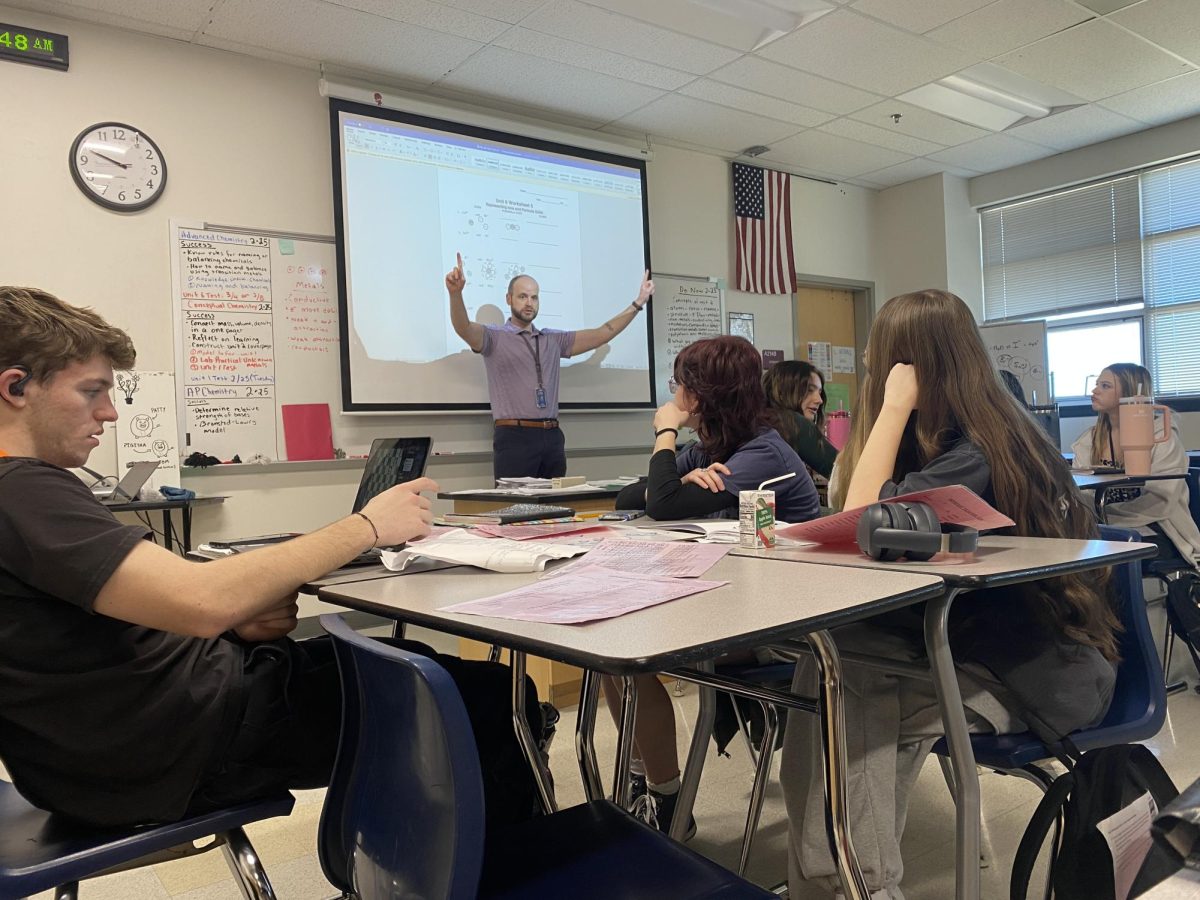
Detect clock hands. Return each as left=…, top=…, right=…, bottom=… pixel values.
left=92, top=151, right=131, bottom=170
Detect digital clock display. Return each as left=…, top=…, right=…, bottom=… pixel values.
left=0, top=22, right=69, bottom=71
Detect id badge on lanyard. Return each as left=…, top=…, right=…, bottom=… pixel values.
left=535, top=387, right=547, bottom=409
left=524, top=332, right=547, bottom=410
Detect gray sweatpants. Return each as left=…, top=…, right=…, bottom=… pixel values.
left=779, top=623, right=1022, bottom=900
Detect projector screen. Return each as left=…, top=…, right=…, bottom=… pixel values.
left=330, top=99, right=654, bottom=412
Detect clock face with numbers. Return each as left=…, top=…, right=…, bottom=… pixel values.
left=69, top=122, right=167, bottom=212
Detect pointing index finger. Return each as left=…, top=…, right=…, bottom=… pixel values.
left=456, top=252, right=463, bottom=270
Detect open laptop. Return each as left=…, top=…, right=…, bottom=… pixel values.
left=207, top=437, right=433, bottom=563
left=93, top=460, right=161, bottom=503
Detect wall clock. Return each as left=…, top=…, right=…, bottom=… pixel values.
left=69, top=122, right=166, bottom=211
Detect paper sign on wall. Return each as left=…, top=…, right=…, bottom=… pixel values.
left=825, top=382, right=852, bottom=414
left=112, top=370, right=181, bottom=494
left=832, top=345, right=857, bottom=374
left=807, top=341, right=832, bottom=373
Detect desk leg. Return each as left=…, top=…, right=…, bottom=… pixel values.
left=612, top=676, right=639, bottom=809
left=162, top=510, right=174, bottom=552
left=1097, top=489, right=1110, bottom=524
left=510, top=651, right=557, bottom=815
left=924, top=589, right=980, bottom=900
left=806, top=630, right=870, bottom=900
left=575, top=669, right=604, bottom=803
left=182, top=504, right=193, bottom=553
left=671, top=659, right=715, bottom=842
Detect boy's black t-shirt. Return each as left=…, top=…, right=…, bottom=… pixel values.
left=0, top=457, right=243, bottom=825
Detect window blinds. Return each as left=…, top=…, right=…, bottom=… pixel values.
left=981, top=175, right=1142, bottom=322
left=1144, top=157, right=1200, bottom=396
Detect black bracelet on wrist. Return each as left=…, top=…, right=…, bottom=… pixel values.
left=654, top=427, right=679, bottom=438
left=355, top=511, right=380, bottom=548
left=632, top=301, right=644, bottom=312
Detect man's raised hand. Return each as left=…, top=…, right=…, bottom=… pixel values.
left=445, top=252, right=467, bottom=294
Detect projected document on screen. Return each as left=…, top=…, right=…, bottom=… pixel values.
left=332, top=101, right=653, bottom=411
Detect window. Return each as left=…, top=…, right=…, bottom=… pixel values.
left=981, top=155, right=1200, bottom=399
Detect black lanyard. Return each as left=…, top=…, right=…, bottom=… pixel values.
left=521, top=330, right=544, bottom=390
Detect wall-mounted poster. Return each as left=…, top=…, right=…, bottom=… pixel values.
left=728, top=312, right=755, bottom=344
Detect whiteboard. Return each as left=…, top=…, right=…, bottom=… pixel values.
left=979, top=320, right=1050, bottom=404
left=171, top=220, right=345, bottom=462
left=650, top=274, right=724, bottom=403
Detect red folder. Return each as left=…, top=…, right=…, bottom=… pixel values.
left=281, top=403, right=334, bottom=461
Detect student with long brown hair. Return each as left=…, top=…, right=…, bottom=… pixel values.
left=763, top=359, right=838, bottom=479
left=781, top=290, right=1120, bottom=900
left=1072, top=363, right=1200, bottom=566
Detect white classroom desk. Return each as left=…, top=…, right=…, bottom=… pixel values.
left=732, top=535, right=1158, bottom=900
left=317, top=552, right=945, bottom=900
left=1070, top=471, right=1188, bottom=522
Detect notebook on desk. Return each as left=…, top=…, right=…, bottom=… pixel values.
left=93, top=461, right=161, bottom=504
left=207, top=437, right=433, bottom=564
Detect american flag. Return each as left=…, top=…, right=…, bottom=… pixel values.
left=733, top=162, right=795, bottom=295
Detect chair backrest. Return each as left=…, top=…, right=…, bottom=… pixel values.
left=1078, top=526, right=1169, bottom=749
left=1186, top=468, right=1200, bottom=527
left=317, top=614, right=485, bottom=900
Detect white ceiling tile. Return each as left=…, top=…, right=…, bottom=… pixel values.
left=492, top=27, right=695, bottom=90
left=519, top=0, right=741, bottom=75
left=850, top=0, right=993, bottom=35
left=757, top=8, right=978, bottom=94
left=849, top=100, right=990, bottom=145
left=926, top=132, right=1055, bottom=171
left=1110, top=0, right=1200, bottom=67
left=860, top=157, right=982, bottom=186
left=762, top=130, right=911, bottom=177
left=926, top=0, right=1092, bottom=60
left=818, top=117, right=948, bottom=155
left=994, top=18, right=1192, bottom=101
left=1004, top=104, right=1144, bottom=150
left=679, top=80, right=834, bottom=127
left=708, top=56, right=883, bottom=114
left=609, top=94, right=803, bottom=154
left=329, top=0, right=511, bottom=43
left=438, top=45, right=664, bottom=123
left=1099, top=70, right=1200, bottom=126
left=6, top=0, right=213, bottom=37
left=202, top=0, right=483, bottom=83
left=432, top=0, right=545, bottom=24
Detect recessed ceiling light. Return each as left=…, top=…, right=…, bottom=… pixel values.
left=899, top=64, right=1084, bottom=132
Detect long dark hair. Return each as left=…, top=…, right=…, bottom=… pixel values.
left=674, top=336, right=773, bottom=462
left=763, top=360, right=827, bottom=432
left=835, top=289, right=1119, bottom=661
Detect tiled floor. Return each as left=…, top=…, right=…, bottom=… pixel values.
left=25, top=604, right=1200, bottom=899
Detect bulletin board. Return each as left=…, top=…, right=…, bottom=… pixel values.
left=170, top=220, right=345, bottom=462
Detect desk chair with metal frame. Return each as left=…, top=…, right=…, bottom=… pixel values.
left=317, top=614, right=773, bottom=900
left=930, top=525, right=1168, bottom=898
left=0, top=782, right=293, bottom=900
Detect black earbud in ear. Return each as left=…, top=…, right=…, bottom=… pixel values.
left=5, top=366, right=31, bottom=397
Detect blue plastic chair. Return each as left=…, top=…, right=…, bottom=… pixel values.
left=318, top=614, right=773, bottom=899
left=931, top=525, right=1167, bottom=894
left=0, top=785, right=293, bottom=900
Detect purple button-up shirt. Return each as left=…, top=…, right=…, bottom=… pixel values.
left=479, top=320, right=576, bottom=419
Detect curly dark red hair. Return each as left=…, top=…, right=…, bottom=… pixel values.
left=673, top=335, right=773, bottom=462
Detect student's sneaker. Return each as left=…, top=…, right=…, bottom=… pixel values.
left=630, top=785, right=698, bottom=841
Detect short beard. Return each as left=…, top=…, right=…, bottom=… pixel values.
left=512, top=308, right=536, bottom=324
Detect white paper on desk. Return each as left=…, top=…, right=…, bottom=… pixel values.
left=778, top=485, right=1015, bottom=544
left=473, top=522, right=612, bottom=541
left=1097, top=791, right=1158, bottom=900
left=443, top=564, right=728, bottom=624
left=381, top=531, right=590, bottom=574
left=636, top=520, right=742, bottom=543
left=546, top=538, right=732, bottom=579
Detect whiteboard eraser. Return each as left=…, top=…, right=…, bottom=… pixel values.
left=552, top=475, right=587, bottom=488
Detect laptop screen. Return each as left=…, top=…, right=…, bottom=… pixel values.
left=352, top=437, right=433, bottom=513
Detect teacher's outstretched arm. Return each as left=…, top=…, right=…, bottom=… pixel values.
left=446, top=252, right=485, bottom=352
left=571, top=270, right=654, bottom=355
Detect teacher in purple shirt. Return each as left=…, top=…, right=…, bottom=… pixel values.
left=445, top=252, right=654, bottom=480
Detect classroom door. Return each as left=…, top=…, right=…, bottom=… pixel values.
left=794, top=286, right=859, bottom=413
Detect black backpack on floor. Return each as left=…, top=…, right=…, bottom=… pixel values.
left=1011, top=741, right=1178, bottom=900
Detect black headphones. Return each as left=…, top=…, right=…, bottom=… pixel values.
left=4, top=365, right=31, bottom=397
left=856, top=500, right=979, bottom=561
